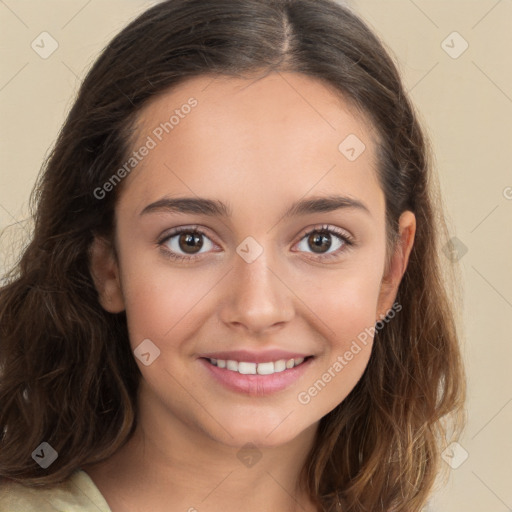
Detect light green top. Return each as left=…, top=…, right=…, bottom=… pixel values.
left=0, top=469, right=112, bottom=511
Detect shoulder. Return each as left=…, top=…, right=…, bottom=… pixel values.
left=0, top=469, right=112, bottom=512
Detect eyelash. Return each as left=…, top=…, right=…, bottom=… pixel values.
left=157, top=224, right=355, bottom=263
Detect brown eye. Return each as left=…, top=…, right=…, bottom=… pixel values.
left=295, top=225, right=354, bottom=260
left=160, top=227, right=215, bottom=261
left=178, top=232, right=204, bottom=254
left=307, top=231, right=332, bottom=253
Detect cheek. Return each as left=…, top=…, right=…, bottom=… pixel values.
left=295, top=268, right=382, bottom=408
left=329, top=284, right=379, bottom=345
left=303, top=264, right=382, bottom=344
left=118, top=246, right=217, bottom=350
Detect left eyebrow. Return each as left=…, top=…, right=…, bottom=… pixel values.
left=139, top=194, right=371, bottom=218
left=281, top=194, right=371, bottom=219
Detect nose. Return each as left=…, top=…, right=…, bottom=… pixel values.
left=218, top=249, right=295, bottom=335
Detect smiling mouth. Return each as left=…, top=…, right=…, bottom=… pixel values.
left=203, top=356, right=313, bottom=375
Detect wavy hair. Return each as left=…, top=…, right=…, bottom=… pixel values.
left=0, top=0, right=466, bottom=510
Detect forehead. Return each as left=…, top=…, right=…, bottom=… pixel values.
left=119, top=71, right=384, bottom=221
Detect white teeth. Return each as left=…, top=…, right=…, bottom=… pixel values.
left=209, top=357, right=308, bottom=375
left=226, top=360, right=238, bottom=371
left=274, top=360, right=286, bottom=372
left=256, top=362, right=274, bottom=375
left=238, top=362, right=256, bottom=374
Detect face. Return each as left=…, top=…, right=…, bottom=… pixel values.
left=91, top=71, right=415, bottom=449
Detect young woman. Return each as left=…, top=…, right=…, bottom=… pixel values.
left=0, top=0, right=465, bottom=510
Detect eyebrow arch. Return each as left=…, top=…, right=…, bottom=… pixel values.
left=139, top=194, right=371, bottom=218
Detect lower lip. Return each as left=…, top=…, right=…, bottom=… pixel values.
left=199, top=357, right=314, bottom=396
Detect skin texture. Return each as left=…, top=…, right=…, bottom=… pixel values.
left=85, top=72, right=416, bottom=512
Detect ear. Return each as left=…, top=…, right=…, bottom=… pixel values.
left=376, top=210, right=416, bottom=321
left=89, top=235, right=125, bottom=313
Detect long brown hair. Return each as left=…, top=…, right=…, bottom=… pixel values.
left=0, top=0, right=465, bottom=510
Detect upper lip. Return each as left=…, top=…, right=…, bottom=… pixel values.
left=198, top=350, right=312, bottom=363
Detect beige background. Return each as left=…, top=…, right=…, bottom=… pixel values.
left=1, top=1, right=511, bottom=510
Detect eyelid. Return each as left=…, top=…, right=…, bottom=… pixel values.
left=157, top=224, right=354, bottom=246
left=157, top=224, right=212, bottom=245
left=295, top=223, right=354, bottom=244
left=156, top=225, right=219, bottom=262
left=157, top=223, right=355, bottom=262
left=291, top=223, right=355, bottom=260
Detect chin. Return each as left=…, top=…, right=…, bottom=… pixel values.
left=210, top=416, right=312, bottom=450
